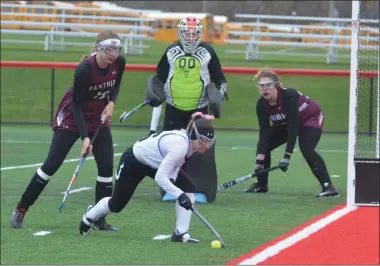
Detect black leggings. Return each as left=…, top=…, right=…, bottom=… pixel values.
left=257, top=126, right=328, bottom=186
left=163, top=104, right=209, bottom=130
left=108, top=148, right=195, bottom=213
left=40, top=127, right=114, bottom=178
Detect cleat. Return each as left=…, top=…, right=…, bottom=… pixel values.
left=79, top=220, right=92, bottom=235
left=11, top=208, right=27, bottom=228
left=92, top=217, right=119, bottom=231
left=244, top=183, right=268, bottom=193
left=171, top=230, right=200, bottom=244
left=79, top=205, right=94, bottom=235
left=314, top=183, right=340, bottom=198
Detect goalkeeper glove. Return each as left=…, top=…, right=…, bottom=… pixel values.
left=219, top=83, right=229, bottom=101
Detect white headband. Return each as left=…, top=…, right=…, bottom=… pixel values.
left=98, top=39, right=121, bottom=46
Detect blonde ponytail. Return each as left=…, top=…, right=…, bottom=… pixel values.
left=80, top=44, right=97, bottom=61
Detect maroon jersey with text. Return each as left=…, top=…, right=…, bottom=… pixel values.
left=256, top=87, right=324, bottom=155
left=264, top=88, right=324, bottom=129
left=52, top=54, right=121, bottom=133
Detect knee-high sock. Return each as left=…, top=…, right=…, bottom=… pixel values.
left=302, top=149, right=333, bottom=186
left=310, top=154, right=333, bottom=186
left=95, top=176, right=113, bottom=204
left=17, top=168, right=51, bottom=210
left=150, top=105, right=162, bottom=131
left=175, top=193, right=194, bottom=234
left=83, top=197, right=111, bottom=225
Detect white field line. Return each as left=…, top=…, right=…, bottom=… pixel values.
left=152, top=234, right=171, bottom=240
left=238, top=205, right=358, bottom=265
left=1, top=139, right=119, bottom=147
left=231, top=147, right=348, bottom=153
left=1, top=149, right=348, bottom=171
left=33, top=231, right=53, bottom=236
left=1, top=153, right=123, bottom=171
left=60, top=187, right=92, bottom=195
left=2, top=140, right=347, bottom=152
left=1, top=142, right=349, bottom=171
left=1, top=140, right=51, bottom=144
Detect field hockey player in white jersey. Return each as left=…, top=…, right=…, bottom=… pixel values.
left=78, top=112, right=215, bottom=243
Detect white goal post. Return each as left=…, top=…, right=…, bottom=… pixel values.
left=347, top=0, right=359, bottom=207
left=347, top=0, right=379, bottom=207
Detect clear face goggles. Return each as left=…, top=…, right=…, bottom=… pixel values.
left=96, top=39, right=122, bottom=58
left=257, top=80, right=276, bottom=89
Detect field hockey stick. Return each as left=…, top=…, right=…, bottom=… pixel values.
left=58, top=125, right=102, bottom=212
left=191, top=207, right=226, bottom=248
left=217, top=165, right=280, bottom=191
left=119, top=99, right=151, bottom=123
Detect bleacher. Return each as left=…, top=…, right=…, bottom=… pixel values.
left=1, top=1, right=379, bottom=63
left=0, top=1, right=157, bottom=55
left=224, top=14, right=379, bottom=64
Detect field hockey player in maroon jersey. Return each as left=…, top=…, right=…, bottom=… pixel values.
left=245, top=68, right=339, bottom=198
left=11, top=30, right=126, bottom=230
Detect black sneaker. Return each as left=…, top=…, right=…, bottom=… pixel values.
left=315, top=183, right=340, bottom=198
left=79, top=205, right=94, bottom=235
left=244, top=183, right=268, bottom=193
left=92, top=217, right=119, bottom=231
left=171, top=230, right=200, bottom=244
left=11, top=207, right=27, bottom=228
left=79, top=219, right=93, bottom=235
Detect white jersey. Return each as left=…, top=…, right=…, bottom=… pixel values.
left=133, top=130, right=193, bottom=199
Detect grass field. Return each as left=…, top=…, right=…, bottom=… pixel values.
left=0, top=35, right=358, bottom=265
left=1, top=125, right=348, bottom=265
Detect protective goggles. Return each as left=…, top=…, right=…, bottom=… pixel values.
left=257, top=81, right=276, bottom=89
left=96, top=39, right=122, bottom=56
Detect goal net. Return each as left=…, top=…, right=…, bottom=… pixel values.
left=347, top=0, right=379, bottom=206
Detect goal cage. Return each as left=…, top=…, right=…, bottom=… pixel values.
left=347, top=0, right=379, bottom=206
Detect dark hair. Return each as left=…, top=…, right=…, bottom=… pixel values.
left=190, top=118, right=214, bottom=139
left=80, top=30, right=121, bottom=61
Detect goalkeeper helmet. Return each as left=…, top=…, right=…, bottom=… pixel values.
left=177, top=17, right=203, bottom=54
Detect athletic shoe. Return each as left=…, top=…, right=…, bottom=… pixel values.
left=171, top=230, right=200, bottom=243
left=244, top=182, right=268, bottom=193
left=11, top=207, right=27, bottom=228
left=92, top=217, right=118, bottom=231
left=315, top=183, right=340, bottom=198
left=79, top=205, right=95, bottom=235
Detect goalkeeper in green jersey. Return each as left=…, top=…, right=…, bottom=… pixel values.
left=146, top=16, right=229, bottom=203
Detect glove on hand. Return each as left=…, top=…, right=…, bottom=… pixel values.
left=177, top=193, right=193, bottom=211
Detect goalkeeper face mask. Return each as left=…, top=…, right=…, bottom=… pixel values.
left=177, top=17, right=203, bottom=54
